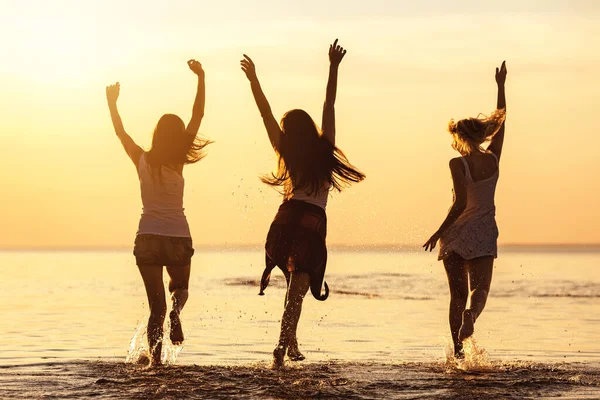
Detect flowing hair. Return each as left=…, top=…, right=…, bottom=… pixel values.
left=262, top=109, right=365, bottom=196
left=145, top=114, right=212, bottom=178
left=447, top=108, right=506, bottom=154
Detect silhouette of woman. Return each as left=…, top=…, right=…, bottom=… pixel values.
left=240, top=39, right=365, bottom=369
left=105, top=59, right=210, bottom=367
left=424, top=61, right=508, bottom=358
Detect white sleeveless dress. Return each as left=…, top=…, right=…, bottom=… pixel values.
left=438, top=153, right=499, bottom=261
left=137, top=153, right=191, bottom=238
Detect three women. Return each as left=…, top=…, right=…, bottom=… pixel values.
left=106, top=41, right=508, bottom=367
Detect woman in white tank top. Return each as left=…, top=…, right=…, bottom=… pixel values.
left=241, top=39, right=366, bottom=369
left=105, top=59, right=211, bottom=368
left=424, top=61, right=508, bottom=359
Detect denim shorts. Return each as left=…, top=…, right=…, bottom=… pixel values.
left=133, top=234, right=194, bottom=267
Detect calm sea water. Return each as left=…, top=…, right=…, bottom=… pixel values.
left=0, top=249, right=599, bottom=399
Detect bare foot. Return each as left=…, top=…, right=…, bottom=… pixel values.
left=145, top=360, right=163, bottom=370
left=169, top=310, right=184, bottom=345
left=272, top=346, right=285, bottom=370
left=453, top=342, right=465, bottom=359
left=136, top=349, right=150, bottom=366
left=458, top=309, right=474, bottom=341
left=287, top=347, right=305, bottom=361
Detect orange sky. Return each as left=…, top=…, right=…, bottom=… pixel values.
left=0, top=1, right=599, bottom=248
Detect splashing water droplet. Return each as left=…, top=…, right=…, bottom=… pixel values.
left=125, top=319, right=148, bottom=364
left=456, top=337, right=492, bottom=372
left=125, top=316, right=184, bottom=365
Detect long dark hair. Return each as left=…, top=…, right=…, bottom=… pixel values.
left=262, top=109, right=365, bottom=195
left=145, top=114, right=211, bottom=174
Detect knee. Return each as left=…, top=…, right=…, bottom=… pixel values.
left=170, top=287, right=189, bottom=298
left=285, top=291, right=305, bottom=309
left=450, top=291, right=468, bottom=306
left=472, top=288, right=489, bottom=302
left=169, top=281, right=189, bottom=293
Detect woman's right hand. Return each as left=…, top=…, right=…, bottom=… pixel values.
left=495, top=61, right=507, bottom=86
left=329, top=39, right=347, bottom=67
left=240, top=54, right=257, bottom=82
left=423, top=231, right=441, bottom=252
left=106, top=82, right=120, bottom=104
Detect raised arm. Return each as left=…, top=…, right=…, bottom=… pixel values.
left=240, top=54, right=281, bottom=150
left=487, top=61, right=507, bottom=161
left=106, top=83, right=143, bottom=167
left=186, top=59, right=205, bottom=137
left=423, top=158, right=468, bottom=252
left=322, top=39, right=347, bottom=145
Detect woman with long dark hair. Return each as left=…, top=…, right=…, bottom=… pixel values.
left=106, top=59, right=210, bottom=367
left=424, top=61, right=508, bottom=359
left=241, top=39, right=365, bottom=369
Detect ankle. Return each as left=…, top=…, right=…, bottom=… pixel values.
left=274, top=344, right=286, bottom=354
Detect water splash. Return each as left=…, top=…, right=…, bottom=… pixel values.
left=125, top=320, right=148, bottom=364
left=125, top=317, right=184, bottom=365
left=456, top=337, right=492, bottom=372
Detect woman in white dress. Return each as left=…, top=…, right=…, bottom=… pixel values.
left=106, top=60, right=210, bottom=367
left=424, top=61, right=508, bottom=358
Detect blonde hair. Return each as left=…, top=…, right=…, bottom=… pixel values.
left=447, top=108, right=506, bottom=154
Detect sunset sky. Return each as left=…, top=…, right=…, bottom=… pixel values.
left=0, top=0, right=599, bottom=248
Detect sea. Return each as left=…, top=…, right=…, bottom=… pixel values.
left=0, top=248, right=598, bottom=399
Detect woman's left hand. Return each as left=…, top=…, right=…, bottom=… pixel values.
left=106, top=82, right=120, bottom=104
left=495, top=60, right=507, bottom=86
left=423, top=232, right=441, bottom=252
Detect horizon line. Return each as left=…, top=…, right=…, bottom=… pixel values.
left=1, top=243, right=599, bottom=252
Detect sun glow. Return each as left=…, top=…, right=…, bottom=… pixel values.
left=0, top=1, right=599, bottom=248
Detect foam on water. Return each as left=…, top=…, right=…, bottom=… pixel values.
left=221, top=274, right=600, bottom=300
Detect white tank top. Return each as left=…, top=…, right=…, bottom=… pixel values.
left=288, top=182, right=331, bottom=210
left=136, top=153, right=191, bottom=238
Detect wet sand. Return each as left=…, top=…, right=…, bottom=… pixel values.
left=1, top=360, right=599, bottom=399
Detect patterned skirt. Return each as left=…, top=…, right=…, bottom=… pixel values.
left=261, top=199, right=329, bottom=301
left=438, top=209, right=499, bottom=261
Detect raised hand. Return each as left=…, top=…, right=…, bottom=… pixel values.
left=329, top=39, right=347, bottom=66
left=495, top=61, right=507, bottom=86
left=240, top=54, right=257, bottom=82
left=106, top=82, right=120, bottom=104
left=188, top=59, right=205, bottom=78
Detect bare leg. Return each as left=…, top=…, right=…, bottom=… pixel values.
left=287, top=338, right=305, bottom=361
left=273, top=271, right=310, bottom=369
left=281, top=270, right=305, bottom=361
left=443, top=253, right=469, bottom=358
left=166, top=264, right=191, bottom=345
left=138, top=265, right=167, bottom=367
left=459, top=256, right=494, bottom=341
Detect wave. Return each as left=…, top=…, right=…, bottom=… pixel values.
left=0, top=359, right=598, bottom=399
left=222, top=275, right=600, bottom=301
